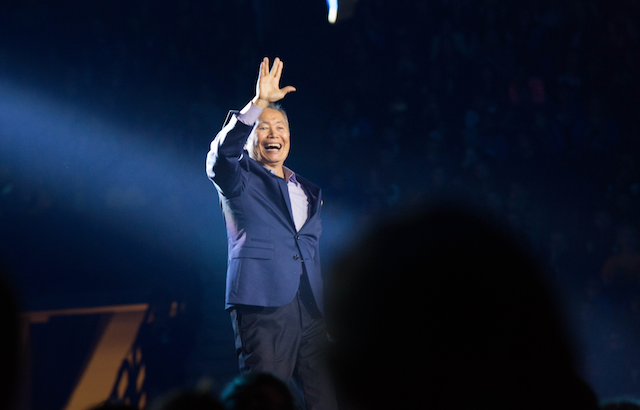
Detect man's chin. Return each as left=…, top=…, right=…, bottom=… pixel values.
left=260, top=155, right=286, bottom=166
left=258, top=159, right=284, bottom=170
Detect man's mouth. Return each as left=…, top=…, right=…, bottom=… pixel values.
left=265, top=143, right=282, bottom=151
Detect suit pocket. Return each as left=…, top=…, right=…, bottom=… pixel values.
left=232, top=246, right=273, bottom=260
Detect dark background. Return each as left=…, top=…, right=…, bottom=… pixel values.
left=2, top=0, right=640, bottom=406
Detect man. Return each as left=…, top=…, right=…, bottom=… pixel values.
left=206, top=57, right=337, bottom=410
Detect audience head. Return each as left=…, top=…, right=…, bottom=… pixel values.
left=327, top=203, right=599, bottom=410
left=147, top=389, right=224, bottom=410
left=601, top=398, right=640, bottom=410
left=220, top=372, right=295, bottom=410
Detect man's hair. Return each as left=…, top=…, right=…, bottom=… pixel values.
left=265, top=102, right=289, bottom=127
left=245, top=103, right=289, bottom=160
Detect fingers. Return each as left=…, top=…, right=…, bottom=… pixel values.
left=272, top=57, right=283, bottom=81
left=256, top=57, right=294, bottom=102
left=268, top=57, right=280, bottom=75
left=282, top=85, right=297, bottom=95
left=262, top=57, right=284, bottom=80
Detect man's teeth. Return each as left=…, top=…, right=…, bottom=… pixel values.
left=265, top=144, right=281, bottom=150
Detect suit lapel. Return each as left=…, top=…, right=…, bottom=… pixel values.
left=270, top=167, right=320, bottom=230
left=297, top=175, right=320, bottom=219
left=276, top=176, right=296, bottom=229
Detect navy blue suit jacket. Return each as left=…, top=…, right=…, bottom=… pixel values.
left=206, top=113, right=325, bottom=314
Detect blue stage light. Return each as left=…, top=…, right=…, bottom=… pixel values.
left=326, top=0, right=338, bottom=23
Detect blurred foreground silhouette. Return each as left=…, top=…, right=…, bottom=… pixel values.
left=327, top=204, right=599, bottom=410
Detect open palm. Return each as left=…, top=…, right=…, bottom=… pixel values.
left=254, top=57, right=296, bottom=108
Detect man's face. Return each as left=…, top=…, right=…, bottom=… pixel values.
left=252, top=108, right=290, bottom=170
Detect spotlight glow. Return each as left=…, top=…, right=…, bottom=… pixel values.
left=0, top=79, right=227, bottom=271
left=326, top=0, right=338, bottom=23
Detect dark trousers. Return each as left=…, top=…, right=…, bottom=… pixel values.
left=229, top=272, right=338, bottom=410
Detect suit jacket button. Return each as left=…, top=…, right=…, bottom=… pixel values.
left=293, top=255, right=300, bottom=260
left=295, top=235, right=300, bottom=240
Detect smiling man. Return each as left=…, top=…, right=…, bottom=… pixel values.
left=246, top=105, right=290, bottom=177
left=206, top=57, right=337, bottom=410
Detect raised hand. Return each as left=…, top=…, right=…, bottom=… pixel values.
left=253, top=57, right=296, bottom=109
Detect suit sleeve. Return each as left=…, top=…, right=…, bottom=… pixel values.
left=206, top=111, right=255, bottom=198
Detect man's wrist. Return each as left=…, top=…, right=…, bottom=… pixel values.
left=238, top=101, right=264, bottom=126
left=252, top=96, right=270, bottom=110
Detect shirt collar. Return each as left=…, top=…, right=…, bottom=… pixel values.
left=264, top=165, right=297, bottom=183
left=283, top=166, right=297, bottom=183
